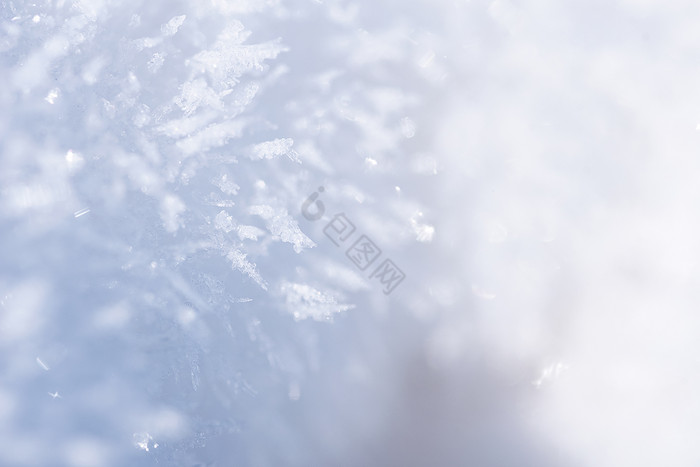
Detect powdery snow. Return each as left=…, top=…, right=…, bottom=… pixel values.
left=2, top=0, right=700, bottom=466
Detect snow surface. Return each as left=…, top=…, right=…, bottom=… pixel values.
left=2, top=0, right=700, bottom=466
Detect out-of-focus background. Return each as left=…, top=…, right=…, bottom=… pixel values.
left=2, top=0, right=700, bottom=465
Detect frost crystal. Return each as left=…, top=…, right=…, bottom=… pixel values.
left=0, top=0, right=483, bottom=465
left=280, top=282, right=354, bottom=322
left=174, top=78, right=223, bottom=116
left=237, top=225, right=265, bottom=241
left=147, top=53, right=166, bottom=73
left=189, top=22, right=287, bottom=89
left=249, top=205, right=315, bottom=253
left=176, top=120, right=246, bottom=155
left=248, top=138, right=300, bottom=163
left=213, top=174, right=240, bottom=195
left=161, top=15, right=186, bottom=37
left=133, top=432, right=154, bottom=452
left=227, top=250, right=267, bottom=290
left=214, top=210, right=236, bottom=233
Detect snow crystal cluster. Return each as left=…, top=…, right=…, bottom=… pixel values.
left=3, top=0, right=700, bottom=466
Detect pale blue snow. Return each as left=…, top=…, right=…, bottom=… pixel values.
left=2, top=1, right=700, bottom=466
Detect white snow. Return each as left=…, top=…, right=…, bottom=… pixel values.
left=188, top=21, right=287, bottom=88
left=226, top=249, right=267, bottom=290
left=247, top=138, right=300, bottom=163
left=160, top=194, right=186, bottom=233
left=3, top=0, right=700, bottom=466
left=176, top=120, right=246, bottom=155
left=160, top=15, right=186, bottom=37
left=237, top=225, right=265, bottom=241
left=249, top=204, right=316, bottom=253
left=213, top=173, right=240, bottom=196
left=214, top=210, right=235, bottom=233
left=279, top=281, right=354, bottom=322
